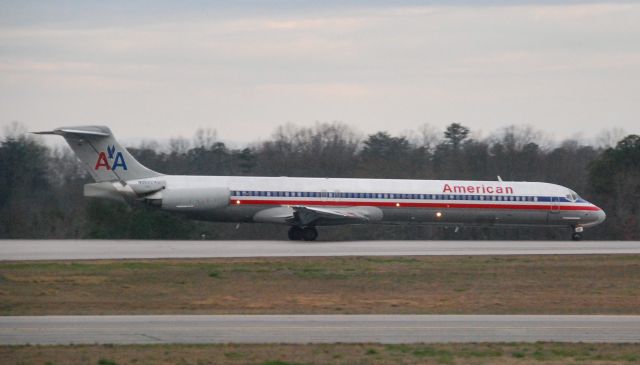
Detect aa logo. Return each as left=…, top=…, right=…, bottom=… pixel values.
left=95, top=145, right=128, bottom=171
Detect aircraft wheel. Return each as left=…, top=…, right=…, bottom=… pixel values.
left=572, top=232, right=583, bottom=241
left=288, top=226, right=303, bottom=241
left=302, top=227, right=318, bottom=241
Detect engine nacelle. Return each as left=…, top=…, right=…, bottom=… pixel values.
left=160, top=187, right=230, bottom=211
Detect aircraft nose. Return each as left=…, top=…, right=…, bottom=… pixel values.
left=595, top=208, right=606, bottom=225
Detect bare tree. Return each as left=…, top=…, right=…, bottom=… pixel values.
left=595, top=127, right=627, bottom=148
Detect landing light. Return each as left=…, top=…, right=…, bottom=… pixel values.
left=395, top=203, right=400, bottom=207
left=436, top=211, right=443, bottom=218
left=235, top=200, right=241, bottom=205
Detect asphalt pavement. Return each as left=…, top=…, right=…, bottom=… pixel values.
left=2, top=315, right=639, bottom=345
left=2, top=240, right=640, bottom=260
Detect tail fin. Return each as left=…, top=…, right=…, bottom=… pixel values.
left=34, top=125, right=163, bottom=182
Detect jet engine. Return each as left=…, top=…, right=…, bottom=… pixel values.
left=158, top=187, right=230, bottom=211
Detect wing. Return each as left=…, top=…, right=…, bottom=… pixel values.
left=252, top=205, right=383, bottom=226
left=292, top=206, right=383, bottom=226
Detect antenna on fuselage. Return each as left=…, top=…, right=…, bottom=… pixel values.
left=497, top=175, right=503, bottom=182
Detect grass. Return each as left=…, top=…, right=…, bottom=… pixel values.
left=3, top=343, right=640, bottom=365
left=97, top=359, right=117, bottom=365
left=0, top=255, right=639, bottom=315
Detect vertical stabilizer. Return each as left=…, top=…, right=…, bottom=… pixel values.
left=34, top=125, right=163, bottom=182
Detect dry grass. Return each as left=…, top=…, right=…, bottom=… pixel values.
left=2, top=342, right=640, bottom=365
left=1, top=255, right=639, bottom=315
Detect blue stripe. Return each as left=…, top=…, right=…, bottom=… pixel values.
left=230, top=190, right=588, bottom=204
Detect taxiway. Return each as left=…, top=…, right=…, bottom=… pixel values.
left=2, top=315, right=639, bottom=345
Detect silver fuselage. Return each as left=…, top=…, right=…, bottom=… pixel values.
left=128, top=175, right=606, bottom=229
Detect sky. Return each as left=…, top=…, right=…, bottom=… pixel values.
left=1, top=0, right=639, bottom=145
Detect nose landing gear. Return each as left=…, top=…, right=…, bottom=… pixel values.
left=288, top=226, right=318, bottom=241
left=571, top=226, right=584, bottom=241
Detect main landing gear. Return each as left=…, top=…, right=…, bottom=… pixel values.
left=288, top=226, right=318, bottom=241
left=571, top=226, right=584, bottom=241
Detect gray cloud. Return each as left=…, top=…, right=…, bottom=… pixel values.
left=1, top=1, right=639, bottom=143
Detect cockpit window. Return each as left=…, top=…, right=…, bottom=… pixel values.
left=566, top=190, right=580, bottom=202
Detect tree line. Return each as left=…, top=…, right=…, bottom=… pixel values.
left=0, top=122, right=638, bottom=240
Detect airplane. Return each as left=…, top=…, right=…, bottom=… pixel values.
left=35, top=125, right=606, bottom=241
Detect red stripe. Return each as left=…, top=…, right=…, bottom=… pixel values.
left=231, top=199, right=601, bottom=212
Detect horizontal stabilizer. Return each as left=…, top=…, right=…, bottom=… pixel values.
left=33, top=126, right=111, bottom=137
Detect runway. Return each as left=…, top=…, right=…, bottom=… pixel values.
left=2, top=315, right=639, bottom=345
left=1, top=240, right=639, bottom=260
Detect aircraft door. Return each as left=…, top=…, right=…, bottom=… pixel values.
left=547, top=196, right=561, bottom=224
left=550, top=196, right=560, bottom=213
